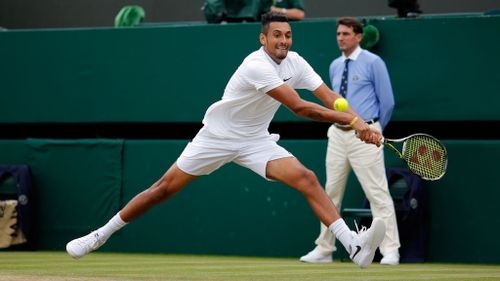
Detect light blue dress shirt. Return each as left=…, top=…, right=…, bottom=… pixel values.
left=329, top=46, right=395, bottom=130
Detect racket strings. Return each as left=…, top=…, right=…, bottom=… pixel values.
left=401, top=135, right=447, bottom=180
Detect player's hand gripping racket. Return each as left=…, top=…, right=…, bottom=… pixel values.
left=383, top=133, right=448, bottom=181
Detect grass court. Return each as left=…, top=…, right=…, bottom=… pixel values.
left=1, top=251, right=499, bottom=281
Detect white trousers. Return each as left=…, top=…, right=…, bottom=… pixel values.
left=314, top=123, right=400, bottom=256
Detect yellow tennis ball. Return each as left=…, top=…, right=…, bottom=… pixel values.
left=334, top=98, right=349, bottom=112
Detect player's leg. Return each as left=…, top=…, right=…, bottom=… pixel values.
left=119, top=163, right=198, bottom=222
left=266, top=156, right=385, bottom=269
left=66, top=128, right=234, bottom=259
left=301, top=126, right=351, bottom=263
left=234, top=137, right=347, bottom=244
left=235, top=136, right=384, bottom=268
left=66, top=163, right=197, bottom=259
left=268, top=156, right=341, bottom=224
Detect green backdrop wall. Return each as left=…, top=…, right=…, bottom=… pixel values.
left=1, top=15, right=500, bottom=123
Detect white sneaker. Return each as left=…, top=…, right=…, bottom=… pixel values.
left=66, top=230, right=108, bottom=259
left=380, top=253, right=400, bottom=265
left=299, top=248, right=332, bottom=263
left=349, top=218, right=386, bottom=269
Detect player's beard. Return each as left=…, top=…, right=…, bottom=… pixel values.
left=275, top=45, right=288, bottom=60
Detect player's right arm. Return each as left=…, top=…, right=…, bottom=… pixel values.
left=267, top=83, right=351, bottom=123
left=267, top=84, right=381, bottom=145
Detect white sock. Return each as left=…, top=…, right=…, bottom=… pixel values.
left=329, top=219, right=353, bottom=254
left=96, top=212, right=128, bottom=239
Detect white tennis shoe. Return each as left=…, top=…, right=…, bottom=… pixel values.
left=380, top=253, right=400, bottom=265
left=66, top=230, right=108, bottom=259
left=349, top=218, right=386, bottom=269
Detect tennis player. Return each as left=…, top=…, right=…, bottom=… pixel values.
left=66, top=12, right=385, bottom=269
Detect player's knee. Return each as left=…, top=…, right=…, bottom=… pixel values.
left=295, top=168, right=319, bottom=190
left=304, top=169, right=318, bottom=183
left=148, top=178, right=172, bottom=202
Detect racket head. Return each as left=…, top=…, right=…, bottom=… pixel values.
left=398, top=133, right=448, bottom=180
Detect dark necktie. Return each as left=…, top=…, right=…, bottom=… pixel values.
left=339, top=58, right=351, bottom=97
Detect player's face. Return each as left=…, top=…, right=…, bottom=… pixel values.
left=260, top=22, right=292, bottom=64
left=336, top=24, right=362, bottom=56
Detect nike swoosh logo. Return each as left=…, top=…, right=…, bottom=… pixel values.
left=283, top=77, right=292, bottom=82
left=351, top=245, right=362, bottom=259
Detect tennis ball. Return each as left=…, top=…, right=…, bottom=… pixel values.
left=334, top=98, right=349, bottom=112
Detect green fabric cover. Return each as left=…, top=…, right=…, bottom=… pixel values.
left=115, top=5, right=145, bottom=27
left=26, top=139, right=123, bottom=249
left=361, top=24, right=380, bottom=50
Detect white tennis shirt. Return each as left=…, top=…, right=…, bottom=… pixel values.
left=202, top=47, right=323, bottom=139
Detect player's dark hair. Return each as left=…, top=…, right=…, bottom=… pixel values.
left=261, top=12, right=288, bottom=34
left=336, top=17, right=363, bottom=34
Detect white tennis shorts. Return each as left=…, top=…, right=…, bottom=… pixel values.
left=177, top=127, right=294, bottom=180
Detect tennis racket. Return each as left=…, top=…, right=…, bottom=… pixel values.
left=383, top=133, right=448, bottom=181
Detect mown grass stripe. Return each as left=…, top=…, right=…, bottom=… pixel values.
left=0, top=252, right=499, bottom=281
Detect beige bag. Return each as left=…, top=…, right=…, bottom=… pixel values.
left=0, top=200, right=27, bottom=248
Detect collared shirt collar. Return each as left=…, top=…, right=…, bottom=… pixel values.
left=342, top=46, right=362, bottom=61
